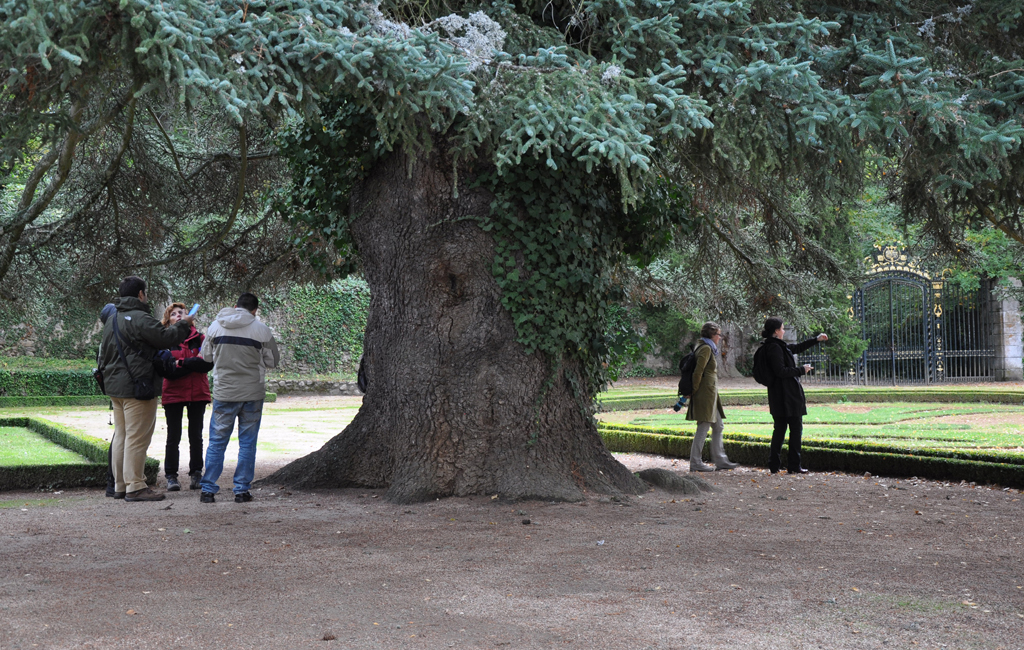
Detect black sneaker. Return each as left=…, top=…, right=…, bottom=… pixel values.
left=189, top=472, right=202, bottom=490
left=166, top=475, right=181, bottom=491
left=200, top=492, right=216, bottom=503
left=234, top=492, right=253, bottom=503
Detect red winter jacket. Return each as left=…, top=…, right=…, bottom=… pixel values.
left=161, top=326, right=212, bottom=405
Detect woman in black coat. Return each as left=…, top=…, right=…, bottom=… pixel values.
left=759, top=317, right=828, bottom=474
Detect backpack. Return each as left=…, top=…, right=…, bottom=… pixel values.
left=676, top=343, right=706, bottom=397
left=751, top=342, right=774, bottom=386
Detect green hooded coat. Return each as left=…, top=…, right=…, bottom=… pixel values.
left=97, top=297, right=191, bottom=399
left=684, top=343, right=725, bottom=423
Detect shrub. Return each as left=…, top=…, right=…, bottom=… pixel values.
left=0, top=369, right=101, bottom=397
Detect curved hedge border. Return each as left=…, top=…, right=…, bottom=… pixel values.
left=598, top=423, right=1024, bottom=488
left=0, top=416, right=158, bottom=491
left=597, top=388, right=1024, bottom=412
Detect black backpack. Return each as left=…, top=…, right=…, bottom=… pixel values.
left=751, top=342, right=773, bottom=386
left=676, top=343, right=706, bottom=397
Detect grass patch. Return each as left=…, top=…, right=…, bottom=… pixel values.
left=597, top=386, right=1024, bottom=411
left=598, top=399, right=1024, bottom=486
left=0, top=427, right=92, bottom=466
left=625, top=403, right=1024, bottom=451
left=0, top=416, right=158, bottom=490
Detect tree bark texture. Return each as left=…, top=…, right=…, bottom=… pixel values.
left=264, top=150, right=644, bottom=502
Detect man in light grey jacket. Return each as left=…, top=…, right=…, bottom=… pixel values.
left=198, top=293, right=280, bottom=503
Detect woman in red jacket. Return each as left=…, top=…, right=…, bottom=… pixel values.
left=161, top=302, right=212, bottom=491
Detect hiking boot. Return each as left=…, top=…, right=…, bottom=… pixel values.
left=166, top=475, right=181, bottom=491
left=200, top=492, right=216, bottom=503
left=124, top=487, right=165, bottom=502
left=234, top=492, right=253, bottom=503
left=113, top=492, right=126, bottom=499
left=189, top=472, right=202, bottom=490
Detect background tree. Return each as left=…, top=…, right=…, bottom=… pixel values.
left=3, top=1, right=1023, bottom=502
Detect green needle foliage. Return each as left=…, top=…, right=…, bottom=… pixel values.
left=3, top=0, right=1024, bottom=394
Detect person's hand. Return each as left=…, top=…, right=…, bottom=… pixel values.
left=817, top=333, right=829, bottom=342
left=180, top=314, right=195, bottom=327
left=802, top=364, right=813, bottom=373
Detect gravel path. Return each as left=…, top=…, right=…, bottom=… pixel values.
left=2, top=393, right=1023, bottom=648
left=2, top=458, right=1021, bottom=649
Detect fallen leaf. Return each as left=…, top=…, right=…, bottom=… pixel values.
left=126, top=610, right=136, bottom=615
left=851, top=588, right=860, bottom=592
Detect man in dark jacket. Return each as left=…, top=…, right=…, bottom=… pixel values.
left=759, top=317, right=828, bottom=474
left=97, top=276, right=193, bottom=501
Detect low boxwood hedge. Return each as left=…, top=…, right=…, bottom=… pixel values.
left=0, top=416, right=158, bottom=491
left=0, top=369, right=101, bottom=397
left=598, top=423, right=1024, bottom=488
left=0, top=395, right=111, bottom=408
left=0, top=392, right=275, bottom=408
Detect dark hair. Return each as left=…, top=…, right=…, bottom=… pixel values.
left=761, top=317, right=783, bottom=339
left=118, top=276, right=146, bottom=298
left=700, top=321, right=721, bottom=339
left=236, top=292, right=259, bottom=312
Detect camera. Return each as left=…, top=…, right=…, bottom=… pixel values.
left=672, top=396, right=688, bottom=412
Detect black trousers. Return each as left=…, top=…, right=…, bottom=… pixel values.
left=769, top=414, right=803, bottom=471
left=164, top=401, right=208, bottom=477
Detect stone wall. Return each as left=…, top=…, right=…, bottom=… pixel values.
left=267, top=378, right=363, bottom=396
left=990, top=279, right=1024, bottom=381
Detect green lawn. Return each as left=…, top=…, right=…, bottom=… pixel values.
left=0, top=426, right=94, bottom=466
left=621, top=403, right=1024, bottom=451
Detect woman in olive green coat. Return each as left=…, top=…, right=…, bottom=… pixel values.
left=685, top=321, right=739, bottom=472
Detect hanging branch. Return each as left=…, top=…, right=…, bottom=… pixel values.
left=134, top=121, right=249, bottom=269
left=147, top=106, right=187, bottom=182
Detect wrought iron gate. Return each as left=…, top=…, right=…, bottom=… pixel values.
left=799, top=246, right=995, bottom=385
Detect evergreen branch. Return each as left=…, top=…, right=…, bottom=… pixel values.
left=132, top=121, right=249, bottom=270
left=147, top=106, right=186, bottom=182
left=24, top=91, right=141, bottom=252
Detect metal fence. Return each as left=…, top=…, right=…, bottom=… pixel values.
left=797, top=252, right=995, bottom=386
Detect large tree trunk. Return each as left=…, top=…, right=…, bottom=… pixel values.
left=264, top=149, right=644, bottom=503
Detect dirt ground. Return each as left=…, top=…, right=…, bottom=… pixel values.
left=2, top=391, right=1023, bottom=649
left=2, top=454, right=1023, bottom=649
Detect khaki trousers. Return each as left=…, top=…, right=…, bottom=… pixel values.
left=110, top=397, right=158, bottom=493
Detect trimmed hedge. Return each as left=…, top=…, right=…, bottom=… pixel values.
left=597, top=388, right=1024, bottom=412
left=0, top=392, right=275, bottom=409
left=0, top=416, right=158, bottom=491
left=0, top=369, right=101, bottom=397
left=598, top=423, right=1024, bottom=488
left=0, top=395, right=111, bottom=408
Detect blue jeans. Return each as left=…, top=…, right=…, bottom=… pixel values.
left=200, top=399, right=264, bottom=495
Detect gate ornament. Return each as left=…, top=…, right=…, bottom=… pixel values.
left=801, top=244, right=995, bottom=385
left=865, top=245, right=930, bottom=279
